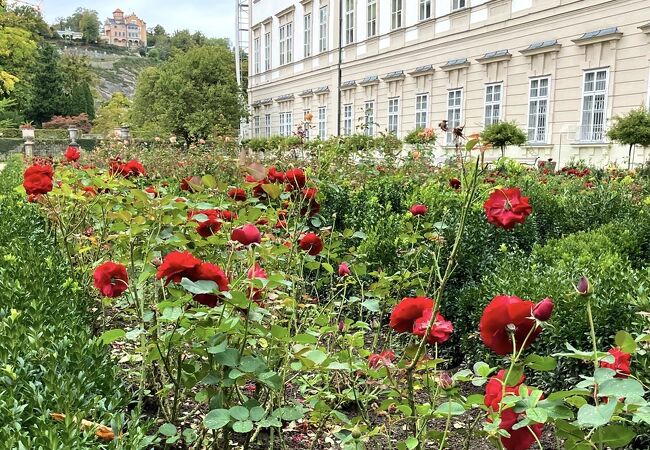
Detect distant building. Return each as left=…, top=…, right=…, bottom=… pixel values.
left=56, top=28, right=83, bottom=40
left=101, top=8, right=147, bottom=48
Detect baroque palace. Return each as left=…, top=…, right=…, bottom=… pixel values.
left=247, top=0, right=650, bottom=166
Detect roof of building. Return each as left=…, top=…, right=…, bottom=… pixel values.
left=576, top=27, right=620, bottom=40
left=275, top=93, right=294, bottom=102
left=313, top=86, right=330, bottom=94
left=441, top=58, right=470, bottom=70
left=483, top=49, right=510, bottom=59
left=359, top=75, right=379, bottom=85
left=298, top=89, right=313, bottom=97
left=341, top=80, right=357, bottom=88
left=410, top=64, right=435, bottom=75
left=526, top=40, right=558, bottom=51
left=383, top=70, right=405, bottom=80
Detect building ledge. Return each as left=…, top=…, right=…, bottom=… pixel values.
left=476, top=50, right=511, bottom=64
left=523, top=144, right=554, bottom=149
left=382, top=70, right=405, bottom=81
left=275, top=94, right=294, bottom=102
left=341, top=80, right=357, bottom=90
left=639, top=23, right=650, bottom=34
left=275, top=5, right=295, bottom=18
left=520, top=40, right=561, bottom=56
left=441, top=58, right=470, bottom=71
left=409, top=64, right=435, bottom=76
left=359, top=75, right=380, bottom=86
left=570, top=142, right=611, bottom=148
left=572, top=27, right=622, bottom=45
left=298, top=89, right=313, bottom=98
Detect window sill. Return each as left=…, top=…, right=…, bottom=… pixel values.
left=571, top=142, right=610, bottom=147
left=523, top=144, right=553, bottom=148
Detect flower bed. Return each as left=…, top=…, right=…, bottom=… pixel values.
left=7, top=136, right=650, bottom=449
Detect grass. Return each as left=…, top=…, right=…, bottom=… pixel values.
left=0, top=157, right=153, bottom=448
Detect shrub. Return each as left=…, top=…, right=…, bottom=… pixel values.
left=42, top=113, right=92, bottom=134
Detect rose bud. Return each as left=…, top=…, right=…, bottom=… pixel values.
left=338, top=262, right=351, bottom=277
left=409, top=204, right=428, bottom=216
left=575, top=276, right=592, bottom=296
left=533, top=298, right=554, bottom=321
left=338, top=320, right=345, bottom=332
left=437, top=371, right=454, bottom=389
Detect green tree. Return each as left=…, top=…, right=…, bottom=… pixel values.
left=481, top=121, right=527, bottom=158
left=0, top=22, right=38, bottom=95
left=78, top=9, right=100, bottom=44
left=130, top=45, right=244, bottom=142
left=25, top=44, right=66, bottom=125
left=607, top=106, right=650, bottom=169
left=93, top=92, right=130, bottom=135
left=4, top=5, right=52, bottom=39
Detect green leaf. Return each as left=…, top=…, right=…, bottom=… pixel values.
left=405, top=437, right=419, bottom=449
left=99, top=328, right=125, bottom=345
left=181, top=278, right=218, bottom=295
left=466, top=139, right=480, bottom=151
left=214, top=348, right=240, bottom=367
left=595, top=425, right=635, bottom=448
left=201, top=174, right=217, bottom=188
left=615, top=330, right=636, bottom=354
left=361, top=299, right=380, bottom=312
left=526, top=408, right=548, bottom=424
left=576, top=401, right=616, bottom=428
left=261, top=183, right=281, bottom=199
left=239, top=356, right=266, bottom=374
left=293, top=333, right=318, bottom=344
left=473, top=361, right=491, bottom=377
left=229, top=406, right=249, bottom=421
left=204, top=409, right=230, bottom=430
left=232, top=420, right=254, bottom=433
left=250, top=406, right=266, bottom=422
left=524, top=354, right=557, bottom=372
left=434, top=402, right=465, bottom=416
left=321, top=262, right=334, bottom=274
left=598, top=378, right=644, bottom=399
left=259, top=371, right=282, bottom=390
left=159, top=423, right=177, bottom=436
left=160, top=306, right=182, bottom=321
left=303, top=349, right=327, bottom=366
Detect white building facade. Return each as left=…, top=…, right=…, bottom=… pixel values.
left=247, top=0, right=650, bottom=167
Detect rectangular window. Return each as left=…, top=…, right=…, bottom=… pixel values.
left=447, top=89, right=463, bottom=144
left=367, top=0, right=377, bottom=37
left=253, top=37, right=261, bottom=74
left=303, top=109, right=311, bottom=138
left=265, top=114, right=271, bottom=137
left=419, top=0, right=432, bottom=20
left=580, top=69, right=608, bottom=142
left=279, top=22, right=293, bottom=65
left=415, top=94, right=429, bottom=129
left=452, top=0, right=467, bottom=11
left=388, top=98, right=400, bottom=135
left=304, top=13, right=312, bottom=57
left=318, top=106, right=327, bottom=139
left=344, top=0, right=355, bottom=44
left=253, top=115, right=260, bottom=137
left=391, top=0, right=403, bottom=30
left=264, top=32, right=271, bottom=71
left=343, top=104, right=353, bottom=136
left=484, top=83, right=503, bottom=127
left=319, top=6, right=328, bottom=52
left=364, top=101, right=375, bottom=136
left=279, top=111, right=293, bottom=136
left=527, top=77, right=550, bottom=143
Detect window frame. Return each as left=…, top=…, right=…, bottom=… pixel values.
left=264, top=32, right=271, bottom=71
left=264, top=113, right=272, bottom=137
left=253, top=36, right=261, bottom=74
left=484, top=83, right=503, bottom=128
left=415, top=93, right=429, bottom=130
left=364, top=101, right=375, bottom=136
left=419, top=0, right=432, bottom=21
left=304, top=13, right=312, bottom=57
left=452, top=0, right=467, bottom=11
left=391, top=0, right=403, bottom=30
left=318, top=106, right=327, bottom=139
left=527, top=76, right=550, bottom=144
left=343, top=104, right=354, bottom=136
left=446, top=89, right=463, bottom=145
left=319, top=6, right=328, bottom=53
left=579, top=68, right=609, bottom=143
left=367, top=0, right=377, bottom=38
left=388, top=97, right=400, bottom=135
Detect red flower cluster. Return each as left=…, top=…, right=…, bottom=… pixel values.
left=338, top=262, right=351, bottom=277
left=300, top=187, right=320, bottom=216
left=247, top=263, right=268, bottom=302
left=23, top=163, right=54, bottom=196
left=561, top=167, right=590, bottom=177
left=227, top=188, right=247, bottom=201
left=410, top=204, right=428, bottom=216
left=156, top=251, right=229, bottom=307
left=484, top=188, right=532, bottom=230
left=285, top=168, right=306, bottom=190
left=485, top=370, right=544, bottom=450
left=368, top=350, right=396, bottom=369
left=479, top=296, right=547, bottom=355
left=389, top=297, right=453, bottom=344
left=600, top=347, right=632, bottom=378
left=449, top=178, right=461, bottom=190
left=110, top=159, right=146, bottom=177
left=299, top=233, right=324, bottom=256
left=93, top=261, right=129, bottom=298
left=188, top=209, right=223, bottom=238
left=64, top=145, right=80, bottom=162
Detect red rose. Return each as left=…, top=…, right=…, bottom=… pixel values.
left=217, top=210, right=237, bottom=222
left=245, top=175, right=270, bottom=198
left=484, top=188, right=532, bottom=230
left=338, top=262, right=351, bottom=277
left=82, top=186, right=97, bottom=197
left=275, top=220, right=287, bottom=230
left=497, top=406, right=544, bottom=450
left=302, top=188, right=318, bottom=200
left=247, top=263, right=268, bottom=301
left=449, top=178, right=461, bottom=190
left=23, top=163, right=54, bottom=195
left=180, top=176, right=202, bottom=192
left=368, top=350, right=396, bottom=369
left=479, top=295, right=541, bottom=355
left=189, top=209, right=222, bottom=238
left=145, top=186, right=158, bottom=197
left=187, top=262, right=229, bottom=307
left=484, top=369, right=525, bottom=410
left=267, top=166, right=285, bottom=183
left=64, top=145, right=80, bottom=162
left=532, top=297, right=554, bottom=322
left=228, top=188, right=247, bottom=201
left=299, top=233, right=323, bottom=256
left=93, top=261, right=129, bottom=298
left=156, top=251, right=202, bottom=285
left=231, top=224, right=261, bottom=246
left=390, top=297, right=453, bottom=344
left=410, top=204, right=428, bottom=216
left=600, top=347, right=631, bottom=378
left=285, top=168, right=306, bottom=189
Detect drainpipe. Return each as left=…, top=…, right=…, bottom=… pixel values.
left=336, top=0, right=344, bottom=136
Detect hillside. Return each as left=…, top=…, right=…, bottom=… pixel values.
left=58, top=44, right=157, bottom=101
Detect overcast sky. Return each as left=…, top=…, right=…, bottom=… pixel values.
left=41, top=0, right=236, bottom=40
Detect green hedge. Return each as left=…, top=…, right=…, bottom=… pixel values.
left=0, top=158, right=153, bottom=448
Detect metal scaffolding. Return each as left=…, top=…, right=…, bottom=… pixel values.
left=235, top=0, right=250, bottom=139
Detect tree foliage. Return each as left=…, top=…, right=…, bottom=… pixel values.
left=607, top=106, right=650, bottom=168
left=130, top=45, right=244, bottom=142
left=93, top=92, right=131, bottom=135
left=24, top=44, right=65, bottom=125
left=481, top=121, right=527, bottom=157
